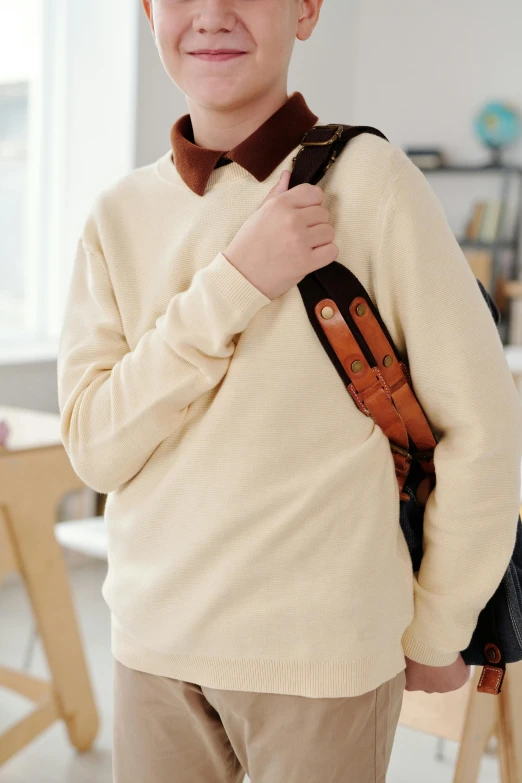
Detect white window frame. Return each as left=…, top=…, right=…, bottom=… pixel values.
left=1, top=0, right=140, bottom=355
left=25, top=0, right=68, bottom=342
left=0, top=0, right=67, bottom=347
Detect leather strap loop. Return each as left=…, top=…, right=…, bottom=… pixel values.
left=350, top=296, right=437, bottom=462
left=315, top=298, right=411, bottom=491
left=477, top=665, right=505, bottom=695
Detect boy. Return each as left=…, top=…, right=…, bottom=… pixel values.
left=57, top=0, right=522, bottom=780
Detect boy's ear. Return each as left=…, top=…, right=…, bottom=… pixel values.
left=296, top=0, right=323, bottom=40
left=141, top=0, right=155, bottom=37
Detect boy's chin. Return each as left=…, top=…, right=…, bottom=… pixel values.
left=184, top=83, right=260, bottom=109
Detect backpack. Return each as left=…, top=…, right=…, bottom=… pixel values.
left=290, top=123, right=522, bottom=695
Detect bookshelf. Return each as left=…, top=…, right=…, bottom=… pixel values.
left=417, top=163, right=522, bottom=344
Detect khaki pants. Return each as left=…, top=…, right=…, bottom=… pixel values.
left=113, top=660, right=406, bottom=783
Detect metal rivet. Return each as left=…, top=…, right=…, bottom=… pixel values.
left=383, top=355, right=394, bottom=367
left=321, top=306, right=334, bottom=320
left=485, top=644, right=501, bottom=664
left=351, top=360, right=364, bottom=373
left=356, top=304, right=367, bottom=317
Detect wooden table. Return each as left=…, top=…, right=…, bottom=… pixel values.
left=0, top=406, right=99, bottom=766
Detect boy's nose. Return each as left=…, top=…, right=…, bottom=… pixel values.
left=192, top=0, right=237, bottom=31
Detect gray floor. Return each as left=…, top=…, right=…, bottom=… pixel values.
left=0, top=560, right=500, bottom=783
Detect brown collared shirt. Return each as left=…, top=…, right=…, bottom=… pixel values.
left=170, top=91, right=319, bottom=196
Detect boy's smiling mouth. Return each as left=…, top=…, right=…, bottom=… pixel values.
left=189, top=49, right=247, bottom=61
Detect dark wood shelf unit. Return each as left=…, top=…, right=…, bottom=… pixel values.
left=414, top=160, right=522, bottom=344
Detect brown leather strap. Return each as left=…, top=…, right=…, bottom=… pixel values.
left=315, top=298, right=412, bottom=493
left=477, top=665, right=505, bottom=695
left=349, top=296, right=437, bottom=473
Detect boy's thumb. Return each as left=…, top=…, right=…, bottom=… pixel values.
left=260, top=169, right=291, bottom=206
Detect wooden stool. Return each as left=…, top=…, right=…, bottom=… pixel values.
left=399, top=654, right=522, bottom=781
left=0, top=406, right=99, bottom=767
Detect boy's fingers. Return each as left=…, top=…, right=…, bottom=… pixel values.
left=259, top=169, right=291, bottom=207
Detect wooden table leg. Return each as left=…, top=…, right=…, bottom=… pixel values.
left=453, top=667, right=498, bottom=783
left=0, top=508, right=17, bottom=585
left=497, top=662, right=522, bottom=783
left=2, top=447, right=99, bottom=753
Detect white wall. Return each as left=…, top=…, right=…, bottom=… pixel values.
left=352, top=0, right=522, bottom=163
left=351, top=0, right=522, bottom=237
left=135, top=10, right=186, bottom=167
left=288, top=0, right=358, bottom=126
left=135, top=0, right=359, bottom=166
left=0, top=360, right=58, bottom=412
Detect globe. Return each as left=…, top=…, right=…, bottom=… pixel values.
left=474, top=102, right=521, bottom=164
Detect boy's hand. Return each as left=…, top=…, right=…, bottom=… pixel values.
left=223, top=169, right=339, bottom=300
left=405, top=654, right=471, bottom=693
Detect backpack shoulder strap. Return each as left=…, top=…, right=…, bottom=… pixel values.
left=292, top=124, right=437, bottom=498
left=292, top=124, right=500, bottom=497
left=288, top=124, right=388, bottom=189
left=291, top=124, right=501, bottom=322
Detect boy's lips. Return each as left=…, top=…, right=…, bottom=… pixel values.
left=189, top=51, right=247, bottom=62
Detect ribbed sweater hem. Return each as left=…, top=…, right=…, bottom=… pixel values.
left=112, top=622, right=407, bottom=698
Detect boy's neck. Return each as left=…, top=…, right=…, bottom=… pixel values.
left=186, top=86, right=290, bottom=152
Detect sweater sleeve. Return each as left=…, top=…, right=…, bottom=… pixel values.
left=58, top=239, right=271, bottom=494
left=373, top=157, right=522, bottom=667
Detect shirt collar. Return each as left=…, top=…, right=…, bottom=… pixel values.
left=170, top=91, right=319, bottom=197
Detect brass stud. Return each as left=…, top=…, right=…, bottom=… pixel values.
left=321, top=306, right=334, bottom=320
left=383, top=355, right=394, bottom=367
left=351, top=360, right=364, bottom=373
left=356, top=304, right=367, bottom=317
left=485, top=644, right=501, bottom=664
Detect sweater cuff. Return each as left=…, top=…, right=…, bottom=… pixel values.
left=204, top=251, right=272, bottom=319
left=402, top=631, right=460, bottom=667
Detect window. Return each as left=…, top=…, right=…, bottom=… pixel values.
left=0, top=81, right=29, bottom=334
left=0, top=0, right=45, bottom=341
left=0, top=0, right=141, bottom=352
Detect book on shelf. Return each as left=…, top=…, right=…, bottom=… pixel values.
left=480, top=200, right=503, bottom=244
left=465, top=201, right=487, bottom=242
left=509, top=298, right=522, bottom=345
left=406, top=147, right=445, bottom=169
left=502, top=279, right=522, bottom=299
left=462, top=248, right=493, bottom=291
left=464, top=200, right=505, bottom=245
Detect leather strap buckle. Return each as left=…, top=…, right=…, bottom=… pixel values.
left=300, top=124, right=344, bottom=147
left=390, top=442, right=413, bottom=462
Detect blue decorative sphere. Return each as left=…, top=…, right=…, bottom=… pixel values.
left=474, top=102, right=521, bottom=150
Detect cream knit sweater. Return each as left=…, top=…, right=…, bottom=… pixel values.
left=58, top=128, right=522, bottom=698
